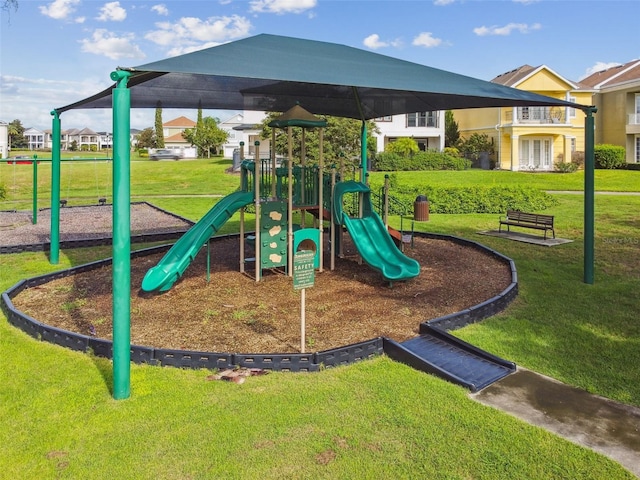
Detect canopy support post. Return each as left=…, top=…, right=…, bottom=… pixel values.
left=111, top=70, right=132, bottom=400
left=584, top=106, right=597, bottom=285
left=49, top=110, right=61, bottom=264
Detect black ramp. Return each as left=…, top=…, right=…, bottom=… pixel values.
left=384, top=326, right=515, bottom=392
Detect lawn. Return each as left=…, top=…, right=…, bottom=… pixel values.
left=1, top=162, right=638, bottom=478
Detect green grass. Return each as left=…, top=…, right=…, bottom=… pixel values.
left=1, top=165, right=639, bottom=478
left=369, top=168, right=640, bottom=192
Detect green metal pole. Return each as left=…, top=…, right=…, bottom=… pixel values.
left=360, top=121, right=367, bottom=181
left=50, top=111, right=61, bottom=264
left=584, top=106, right=597, bottom=284
left=111, top=70, right=132, bottom=400
left=32, top=155, right=38, bottom=224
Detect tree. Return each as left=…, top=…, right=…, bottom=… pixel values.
left=458, top=133, right=494, bottom=160
left=1, top=0, right=18, bottom=11
left=445, top=110, right=460, bottom=147
left=259, top=113, right=379, bottom=169
left=136, top=127, right=156, bottom=149
left=154, top=102, right=165, bottom=148
left=8, top=119, right=26, bottom=149
left=183, top=116, right=228, bottom=158
left=385, top=137, right=418, bottom=156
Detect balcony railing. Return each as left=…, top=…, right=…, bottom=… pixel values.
left=506, top=107, right=568, bottom=124
left=628, top=114, right=640, bottom=125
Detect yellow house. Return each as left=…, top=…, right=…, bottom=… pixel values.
left=454, top=65, right=593, bottom=171
left=580, top=59, right=640, bottom=164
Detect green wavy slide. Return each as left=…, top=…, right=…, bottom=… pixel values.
left=142, top=191, right=254, bottom=292
left=332, top=181, right=420, bottom=282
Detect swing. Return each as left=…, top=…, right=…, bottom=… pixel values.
left=94, top=158, right=109, bottom=205
left=61, top=160, right=72, bottom=207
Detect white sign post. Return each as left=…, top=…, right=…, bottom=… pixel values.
left=293, top=250, right=315, bottom=353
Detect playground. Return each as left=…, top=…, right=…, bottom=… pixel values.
left=8, top=224, right=512, bottom=353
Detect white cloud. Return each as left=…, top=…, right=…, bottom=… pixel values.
left=0, top=74, right=115, bottom=130
left=145, top=15, right=252, bottom=51
left=513, top=0, right=540, bottom=4
left=363, top=34, right=402, bottom=50
left=39, top=0, right=80, bottom=20
left=79, top=29, right=145, bottom=60
left=580, top=61, right=622, bottom=80
left=474, top=22, right=542, bottom=36
left=249, top=0, right=316, bottom=14
left=412, top=32, right=443, bottom=48
left=96, top=2, right=127, bottom=22
left=434, top=0, right=455, bottom=5
left=151, top=4, right=169, bottom=16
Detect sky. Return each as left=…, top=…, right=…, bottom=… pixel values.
left=1, top=0, right=638, bottom=132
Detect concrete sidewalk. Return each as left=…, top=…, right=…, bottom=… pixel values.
left=473, top=368, right=640, bottom=478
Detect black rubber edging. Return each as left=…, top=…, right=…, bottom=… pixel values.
left=0, top=202, right=194, bottom=255
left=1, top=232, right=516, bottom=372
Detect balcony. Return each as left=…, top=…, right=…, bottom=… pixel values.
left=626, top=114, right=640, bottom=134
left=506, top=107, right=568, bottom=125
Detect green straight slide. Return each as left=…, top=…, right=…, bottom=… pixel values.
left=142, top=190, right=254, bottom=292
left=332, top=181, right=420, bottom=282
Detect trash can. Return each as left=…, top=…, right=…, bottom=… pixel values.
left=414, top=195, right=429, bottom=221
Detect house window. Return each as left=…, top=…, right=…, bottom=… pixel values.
left=636, top=136, right=640, bottom=163
left=568, top=95, right=576, bottom=118
left=571, top=137, right=576, bottom=152
left=375, top=116, right=392, bottom=122
left=407, top=111, right=438, bottom=128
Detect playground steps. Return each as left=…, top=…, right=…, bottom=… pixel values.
left=384, top=325, right=515, bottom=392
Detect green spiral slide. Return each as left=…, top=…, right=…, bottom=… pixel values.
left=332, top=180, right=420, bottom=282
left=142, top=190, right=254, bottom=292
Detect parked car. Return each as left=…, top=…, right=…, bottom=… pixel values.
left=6, top=155, right=38, bottom=164
left=150, top=149, right=180, bottom=160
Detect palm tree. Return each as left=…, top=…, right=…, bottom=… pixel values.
left=7, top=122, right=19, bottom=152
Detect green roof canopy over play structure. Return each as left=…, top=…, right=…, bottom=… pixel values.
left=52, top=34, right=596, bottom=399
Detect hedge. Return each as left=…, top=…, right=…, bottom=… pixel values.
left=374, top=184, right=558, bottom=214
left=595, top=144, right=626, bottom=169
left=373, top=150, right=471, bottom=171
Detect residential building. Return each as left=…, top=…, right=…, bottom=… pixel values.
left=373, top=111, right=445, bottom=152
left=580, top=59, right=640, bottom=164
left=0, top=121, right=8, bottom=158
left=219, top=111, right=270, bottom=159
left=454, top=65, right=593, bottom=171
left=24, top=127, right=46, bottom=150
left=163, top=115, right=195, bottom=149
left=218, top=110, right=444, bottom=162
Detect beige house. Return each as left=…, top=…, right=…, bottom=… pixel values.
left=454, top=65, right=593, bottom=171
left=162, top=116, right=195, bottom=149
left=580, top=59, right=640, bottom=164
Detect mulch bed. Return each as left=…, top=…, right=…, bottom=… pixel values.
left=8, top=225, right=512, bottom=355
left=0, top=203, right=192, bottom=248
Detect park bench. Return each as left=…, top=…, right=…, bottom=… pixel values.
left=499, top=210, right=555, bottom=239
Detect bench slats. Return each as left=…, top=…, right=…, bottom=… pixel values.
left=499, top=210, right=555, bottom=239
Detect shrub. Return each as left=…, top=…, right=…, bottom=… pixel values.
left=571, top=151, right=585, bottom=168
left=0, top=183, right=6, bottom=201
left=442, top=146, right=461, bottom=157
left=554, top=161, right=578, bottom=173
left=594, top=144, right=626, bottom=169
left=379, top=184, right=558, bottom=214
left=373, top=150, right=471, bottom=171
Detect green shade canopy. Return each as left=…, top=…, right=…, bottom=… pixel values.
left=56, top=33, right=584, bottom=118
left=268, top=104, right=327, bottom=129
